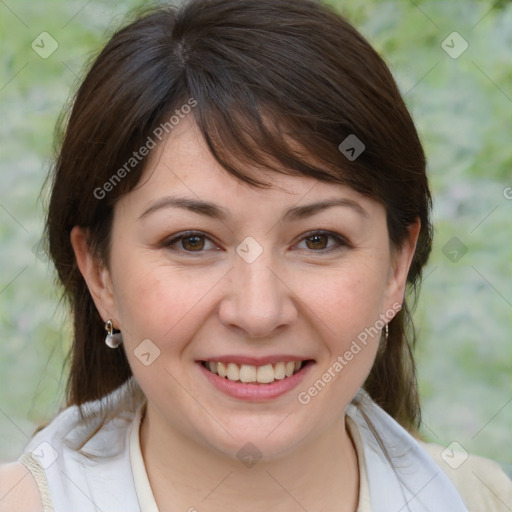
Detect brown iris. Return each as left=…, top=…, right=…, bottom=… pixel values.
left=305, top=234, right=328, bottom=250
left=181, top=235, right=205, bottom=251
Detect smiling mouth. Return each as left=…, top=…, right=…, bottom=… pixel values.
left=200, top=360, right=314, bottom=384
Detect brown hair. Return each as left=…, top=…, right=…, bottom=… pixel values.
left=42, top=0, right=432, bottom=439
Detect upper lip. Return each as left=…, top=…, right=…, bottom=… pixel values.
left=197, top=355, right=314, bottom=366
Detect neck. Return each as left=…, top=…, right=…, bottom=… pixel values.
left=139, top=403, right=359, bottom=512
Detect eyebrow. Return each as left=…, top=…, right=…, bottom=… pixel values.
left=138, top=196, right=369, bottom=222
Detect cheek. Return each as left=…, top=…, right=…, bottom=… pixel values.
left=296, top=262, right=388, bottom=337
left=293, top=261, right=386, bottom=398
left=111, top=253, right=218, bottom=347
left=295, top=268, right=383, bottom=412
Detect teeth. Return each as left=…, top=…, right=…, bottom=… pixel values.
left=217, top=361, right=227, bottom=377
left=227, top=363, right=240, bottom=381
left=203, top=360, right=306, bottom=384
left=239, top=364, right=257, bottom=383
left=274, top=362, right=286, bottom=380
left=256, top=364, right=275, bottom=383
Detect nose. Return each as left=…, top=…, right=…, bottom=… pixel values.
left=218, top=247, right=298, bottom=338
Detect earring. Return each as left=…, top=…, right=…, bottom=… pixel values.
left=381, top=323, right=389, bottom=351
left=105, top=319, right=123, bottom=348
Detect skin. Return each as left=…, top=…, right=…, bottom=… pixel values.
left=71, top=116, right=420, bottom=512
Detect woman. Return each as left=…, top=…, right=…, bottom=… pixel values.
left=1, top=0, right=510, bottom=510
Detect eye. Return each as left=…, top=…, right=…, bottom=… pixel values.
left=295, top=230, right=350, bottom=253
left=162, top=231, right=217, bottom=254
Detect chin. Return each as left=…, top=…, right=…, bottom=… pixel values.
left=197, top=414, right=314, bottom=464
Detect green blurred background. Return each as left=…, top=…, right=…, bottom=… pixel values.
left=1, top=0, right=511, bottom=473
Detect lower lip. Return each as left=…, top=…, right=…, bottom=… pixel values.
left=197, top=361, right=314, bottom=401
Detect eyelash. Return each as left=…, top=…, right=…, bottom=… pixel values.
left=161, top=230, right=351, bottom=256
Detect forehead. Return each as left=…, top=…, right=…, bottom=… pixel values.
left=119, top=116, right=382, bottom=221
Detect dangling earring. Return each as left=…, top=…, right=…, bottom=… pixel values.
left=382, top=323, right=389, bottom=350
left=105, top=319, right=123, bottom=348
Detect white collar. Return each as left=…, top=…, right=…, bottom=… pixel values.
left=345, top=389, right=469, bottom=512
left=129, top=403, right=159, bottom=512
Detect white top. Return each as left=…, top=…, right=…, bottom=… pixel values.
left=17, top=379, right=512, bottom=511
left=129, top=403, right=158, bottom=512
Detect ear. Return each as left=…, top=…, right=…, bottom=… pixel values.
left=70, top=226, right=119, bottom=326
left=384, top=218, right=421, bottom=311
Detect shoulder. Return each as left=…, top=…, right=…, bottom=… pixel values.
left=0, top=462, right=44, bottom=512
left=4, top=381, right=145, bottom=511
left=419, top=441, right=512, bottom=512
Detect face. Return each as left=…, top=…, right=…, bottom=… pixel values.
left=72, top=116, right=418, bottom=461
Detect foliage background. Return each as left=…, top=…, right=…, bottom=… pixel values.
left=1, top=0, right=511, bottom=475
